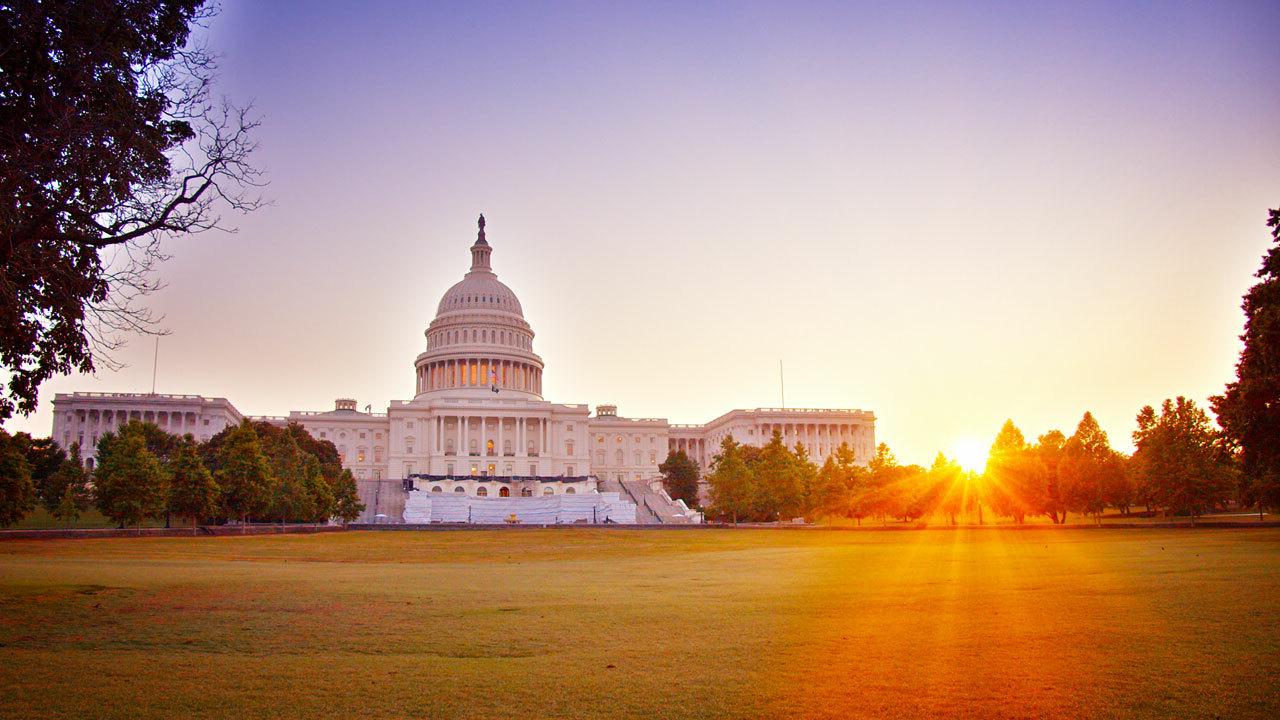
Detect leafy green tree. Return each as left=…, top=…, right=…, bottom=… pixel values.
left=167, top=438, right=219, bottom=532
left=984, top=420, right=1043, bottom=523
left=214, top=423, right=273, bottom=527
left=751, top=431, right=803, bottom=521
left=263, top=430, right=309, bottom=523
left=658, top=449, right=701, bottom=508
left=11, top=433, right=65, bottom=507
left=791, top=443, right=819, bottom=520
left=861, top=443, right=905, bottom=523
left=1060, top=412, right=1126, bottom=524
left=45, top=443, right=90, bottom=522
left=94, top=425, right=169, bottom=528
left=831, top=442, right=870, bottom=523
left=331, top=468, right=364, bottom=523
left=706, top=436, right=754, bottom=523
left=1213, top=208, right=1280, bottom=518
left=1131, top=398, right=1237, bottom=522
left=302, top=455, right=335, bottom=524
left=1034, top=430, right=1068, bottom=523
left=928, top=453, right=966, bottom=524
left=0, top=429, right=36, bottom=527
left=52, top=485, right=83, bottom=527
left=0, top=1, right=261, bottom=420
left=809, top=456, right=846, bottom=521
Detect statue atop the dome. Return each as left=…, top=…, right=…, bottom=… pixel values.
left=476, top=213, right=487, bottom=244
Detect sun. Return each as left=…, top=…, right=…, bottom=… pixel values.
left=951, top=438, right=989, bottom=473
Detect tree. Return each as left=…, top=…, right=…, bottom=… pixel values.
left=214, top=423, right=273, bottom=527
left=1213, top=208, right=1280, bottom=518
left=301, top=455, right=335, bottom=524
left=706, top=436, right=754, bottom=523
left=331, top=469, right=364, bottom=524
left=791, top=443, right=819, bottom=520
left=0, top=0, right=263, bottom=420
left=0, top=430, right=36, bottom=527
left=658, top=449, right=701, bottom=508
left=1034, top=430, right=1068, bottom=523
left=263, top=430, right=309, bottom=524
left=751, top=431, right=803, bottom=521
left=11, top=433, right=65, bottom=507
left=832, top=442, right=869, bottom=523
left=1131, top=397, right=1237, bottom=522
left=984, top=420, right=1042, bottom=523
left=809, top=456, right=846, bottom=521
left=929, top=453, right=966, bottom=524
left=45, top=443, right=90, bottom=522
left=861, top=443, right=904, bottom=523
left=1060, top=412, right=1126, bottom=524
left=94, top=424, right=169, bottom=528
left=167, top=437, right=219, bottom=532
left=52, top=485, right=84, bottom=527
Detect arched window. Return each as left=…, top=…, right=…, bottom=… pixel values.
left=565, top=487, right=576, bottom=495
left=499, top=487, right=510, bottom=497
left=476, top=486, right=488, bottom=497
left=615, top=449, right=624, bottom=465
left=454, top=486, right=465, bottom=493
left=521, top=488, right=533, bottom=497
left=486, top=439, right=495, bottom=455
left=431, top=486, right=442, bottom=493
left=543, top=487, right=555, bottom=496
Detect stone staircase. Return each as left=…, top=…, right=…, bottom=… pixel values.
left=619, top=479, right=701, bottom=524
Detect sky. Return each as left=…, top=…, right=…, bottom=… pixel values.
left=6, top=0, right=1280, bottom=466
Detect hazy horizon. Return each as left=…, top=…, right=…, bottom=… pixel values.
left=4, top=0, right=1279, bottom=466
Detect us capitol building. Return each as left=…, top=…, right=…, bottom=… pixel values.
left=52, top=217, right=876, bottom=523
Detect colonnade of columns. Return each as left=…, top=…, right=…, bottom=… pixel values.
left=58, top=406, right=205, bottom=460
left=757, top=422, right=868, bottom=458
left=670, top=422, right=871, bottom=468
left=416, top=358, right=542, bottom=395
left=431, top=414, right=552, bottom=458
left=671, top=437, right=707, bottom=467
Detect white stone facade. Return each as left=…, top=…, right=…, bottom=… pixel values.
left=49, top=217, right=875, bottom=518
left=50, top=392, right=243, bottom=468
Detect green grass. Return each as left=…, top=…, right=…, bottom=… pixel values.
left=0, top=528, right=1277, bottom=719
left=14, top=507, right=167, bottom=530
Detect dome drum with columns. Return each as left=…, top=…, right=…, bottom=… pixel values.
left=414, top=215, right=544, bottom=399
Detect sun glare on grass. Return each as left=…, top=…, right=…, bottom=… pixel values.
left=952, top=438, right=988, bottom=473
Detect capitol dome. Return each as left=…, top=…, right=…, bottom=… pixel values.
left=413, top=216, right=544, bottom=399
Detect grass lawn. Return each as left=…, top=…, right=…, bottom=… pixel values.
left=0, top=528, right=1276, bottom=719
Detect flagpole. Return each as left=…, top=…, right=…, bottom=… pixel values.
left=779, top=359, right=785, bottom=409
left=151, top=336, right=159, bottom=394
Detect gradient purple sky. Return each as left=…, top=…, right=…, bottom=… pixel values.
left=7, top=1, right=1280, bottom=465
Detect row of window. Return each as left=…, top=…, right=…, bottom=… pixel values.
left=429, top=326, right=530, bottom=350
left=594, top=433, right=659, bottom=446
left=428, top=485, right=575, bottom=497
left=595, top=449, right=658, bottom=466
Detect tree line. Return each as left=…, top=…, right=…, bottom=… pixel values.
left=681, top=399, right=1240, bottom=526
left=0, top=420, right=363, bottom=529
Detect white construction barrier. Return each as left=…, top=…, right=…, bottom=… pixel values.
left=402, top=491, right=637, bottom=524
